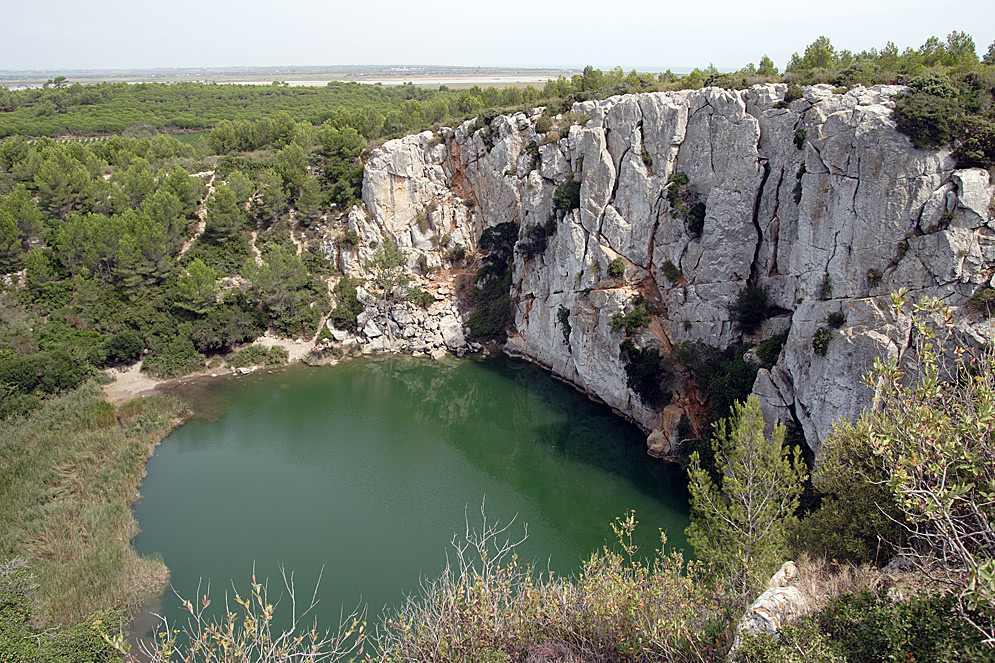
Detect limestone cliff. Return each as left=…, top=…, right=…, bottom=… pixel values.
left=344, top=83, right=995, bottom=457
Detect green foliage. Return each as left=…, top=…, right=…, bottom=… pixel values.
left=793, top=162, right=805, bottom=204
left=465, top=222, right=517, bottom=342
left=102, top=330, right=144, bottom=365
left=728, top=285, right=769, bottom=334
left=0, top=349, right=88, bottom=398
left=607, top=257, right=625, bottom=279
left=444, top=243, right=466, bottom=264
left=864, top=292, right=995, bottom=641
left=826, top=311, right=845, bottom=328
left=377, top=511, right=721, bottom=663
left=407, top=286, right=435, bottom=309
left=173, top=258, right=219, bottom=315
left=817, top=272, right=833, bottom=300
left=755, top=333, right=787, bottom=368
left=661, top=259, right=682, bottom=282
left=610, top=296, right=651, bottom=336
left=894, top=92, right=963, bottom=148
left=365, top=240, right=409, bottom=304
left=244, top=244, right=327, bottom=337
left=789, top=417, right=907, bottom=564
left=673, top=341, right=762, bottom=437
left=970, top=287, right=995, bottom=316
left=0, top=559, right=124, bottom=663
left=619, top=339, right=670, bottom=408
left=340, top=229, right=360, bottom=248
left=742, top=590, right=995, bottom=663
left=552, top=175, right=581, bottom=211
left=866, top=267, right=883, bottom=287
left=812, top=326, right=831, bottom=356
left=517, top=219, right=556, bottom=260
left=793, top=128, right=806, bottom=149
left=329, top=277, right=364, bottom=332
left=686, top=397, right=806, bottom=601
left=226, top=344, right=288, bottom=368
left=557, top=306, right=571, bottom=345
left=142, top=335, right=204, bottom=378
left=0, top=386, right=183, bottom=622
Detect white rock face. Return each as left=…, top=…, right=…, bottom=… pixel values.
left=356, top=85, right=995, bottom=456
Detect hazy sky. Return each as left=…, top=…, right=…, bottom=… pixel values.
left=3, top=0, right=994, bottom=72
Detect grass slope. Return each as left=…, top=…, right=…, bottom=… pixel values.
left=0, top=384, right=186, bottom=623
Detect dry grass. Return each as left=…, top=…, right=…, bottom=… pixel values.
left=790, top=555, right=936, bottom=613
left=0, top=383, right=187, bottom=623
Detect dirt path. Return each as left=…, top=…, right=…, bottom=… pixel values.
left=178, top=171, right=216, bottom=257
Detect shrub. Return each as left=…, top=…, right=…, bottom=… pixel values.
left=728, top=285, right=769, bottom=334
left=0, top=349, right=88, bottom=396
left=756, top=333, right=788, bottom=367
left=619, top=339, right=670, bottom=408
left=408, top=287, right=435, bottom=309
left=329, top=277, right=364, bottom=332
left=535, top=115, right=553, bottom=133
left=557, top=306, right=571, bottom=345
left=826, top=311, right=845, bottom=328
left=0, top=559, right=126, bottom=663
left=793, top=128, right=806, bottom=149
left=789, top=416, right=907, bottom=564
left=103, top=329, right=144, bottom=365
left=864, top=293, right=995, bottom=641
left=968, top=286, right=995, bottom=316
left=375, top=510, right=719, bottom=663
left=340, top=229, right=360, bottom=248
left=142, top=335, right=205, bottom=378
left=687, top=202, right=706, bottom=236
left=445, top=243, right=466, bottom=264
left=661, top=260, right=682, bottom=282
left=610, top=296, right=651, bottom=336
left=812, top=326, right=831, bottom=356
left=226, top=344, right=288, bottom=368
left=893, top=92, right=963, bottom=148
left=817, top=272, right=833, bottom=300
left=607, top=257, right=626, bottom=279
left=793, top=162, right=805, bottom=204
left=866, top=268, right=883, bottom=286
left=465, top=222, right=517, bottom=343
left=553, top=176, right=581, bottom=211
left=517, top=223, right=550, bottom=260
left=784, top=83, right=804, bottom=103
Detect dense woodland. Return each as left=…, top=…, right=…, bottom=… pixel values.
left=1, top=33, right=995, bottom=663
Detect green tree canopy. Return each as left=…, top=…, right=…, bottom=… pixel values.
left=686, top=396, right=806, bottom=601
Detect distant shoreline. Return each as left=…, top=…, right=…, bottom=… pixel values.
left=0, top=66, right=580, bottom=89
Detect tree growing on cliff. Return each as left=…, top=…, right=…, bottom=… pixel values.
left=366, top=240, right=409, bottom=304
left=686, top=396, right=806, bottom=602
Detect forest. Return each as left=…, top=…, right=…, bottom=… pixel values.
left=1, top=31, right=995, bottom=663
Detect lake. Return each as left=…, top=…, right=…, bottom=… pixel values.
left=132, top=354, right=690, bottom=630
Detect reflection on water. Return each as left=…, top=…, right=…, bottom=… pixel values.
left=132, top=355, right=689, bottom=635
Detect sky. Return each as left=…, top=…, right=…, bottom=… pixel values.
left=3, top=0, right=994, bottom=73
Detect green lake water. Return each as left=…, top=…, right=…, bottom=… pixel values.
left=132, top=354, right=690, bottom=628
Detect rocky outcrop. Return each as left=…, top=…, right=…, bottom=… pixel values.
left=729, top=561, right=810, bottom=657
left=349, top=83, right=995, bottom=456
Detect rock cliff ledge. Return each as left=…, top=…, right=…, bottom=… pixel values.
left=343, top=83, right=994, bottom=457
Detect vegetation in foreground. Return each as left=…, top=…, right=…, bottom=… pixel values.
left=0, top=384, right=186, bottom=624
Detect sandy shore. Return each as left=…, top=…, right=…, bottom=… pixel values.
left=102, top=333, right=318, bottom=405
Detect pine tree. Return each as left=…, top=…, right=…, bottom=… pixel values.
left=685, top=396, right=806, bottom=601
